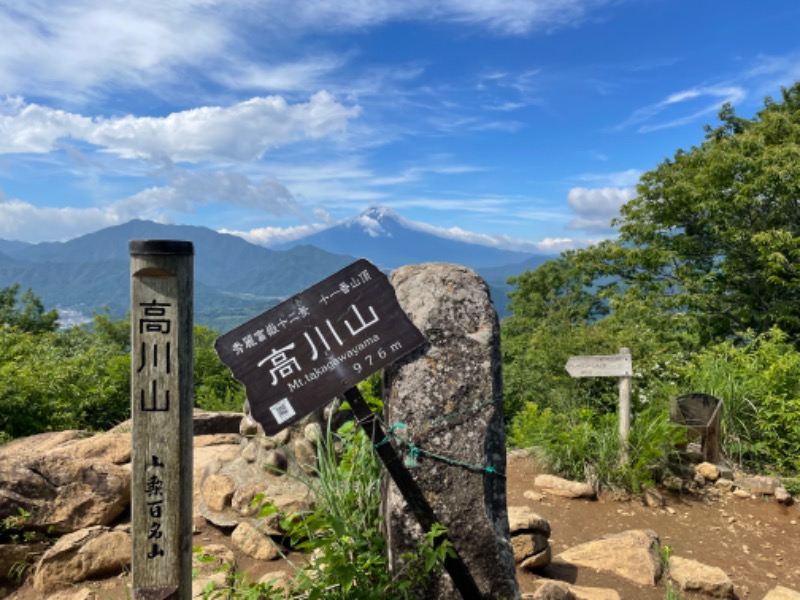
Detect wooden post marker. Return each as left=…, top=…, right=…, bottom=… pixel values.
left=566, top=348, right=633, bottom=460
left=130, top=240, right=194, bottom=600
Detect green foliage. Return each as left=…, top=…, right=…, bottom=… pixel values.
left=0, top=508, right=35, bottom=544
left=509, top=400, right=685, bottom=493
left=0, top=284, right=58, bottom=333
left=679, top=328, right=800, bottom=474
left=603, top=83, right=800, bottom=341
left=0, top=298, right=247, bottom=441
left=278, top=419, right=451, bottom=599
left=194, top=324, right=246, bottom=412
left=0, top=319, right=130, bottom=437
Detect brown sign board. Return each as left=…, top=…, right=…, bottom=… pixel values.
left=565, top=353, right=632, bottom=378
left=215, top=259, right=426, bottom=435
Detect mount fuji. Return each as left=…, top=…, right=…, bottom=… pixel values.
left=274, top=206, right=548, bottom=272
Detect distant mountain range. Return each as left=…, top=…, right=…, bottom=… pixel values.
left=0, top=208, right=553, bottom=331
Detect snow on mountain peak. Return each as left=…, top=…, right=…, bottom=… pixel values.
left=350, top=205, right=401, bottom=238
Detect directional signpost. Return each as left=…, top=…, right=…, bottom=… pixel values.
left=215, top=259, right=481, bottom=599
left=566, top=348, right=633, bottom=460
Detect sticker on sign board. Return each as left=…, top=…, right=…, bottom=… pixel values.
left=215, top=259, right=427, bottom=435
left=270, top=398, right=296, bottom=425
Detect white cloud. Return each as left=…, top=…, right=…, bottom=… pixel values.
left=0, top=2, right=231, bottom=102
left=566, top=186, right=635, bottom=232
left=0, top=1, right=616, bottom=104
left=615, top=85, right=746, bottom=133
left=254, top=0, right=611, bottom=36
left=0, top=92, right=361, bottom=162
left=221, top=223, right=328, bottom=246
left=109, top=167, right=301, bottom=221
left=0, top=196, right=122, bottom=243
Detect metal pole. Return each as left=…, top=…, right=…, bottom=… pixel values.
left=130, top=240, right=194, bottom=600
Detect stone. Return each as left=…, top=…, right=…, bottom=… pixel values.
left=382, top=263, right=518, bottom=600
left=736, top=475, right=781, bottom=495
left=715, top=478, right=735, bottom=491
left=0, top=452, right=130, bottom=534
left=525, top=584, right=621, bottom=600
left=775, top=487, right=794, bottom=505
left=555, top=529, right=662, bottom=586
left=0, top=542, right=48, bottom=581
left=527, top=580, right=576, bottom=599
left=231, top=521, right=282, bottom=561
left=32, top=526, right=131, bottom=593
left=519, top=545, right=552, bottom=571
left=231, top=483, right=266, bottom=517
left=239, top=414, right=260, bottom=437
left=512, top=533, right=550, bottom=563
left=304, top=422, right=322, bottom=444
left=47, top=432, right=131, bottom=465
left=241, top=439, right=259, bottom=463
left=566, top=585, right=621, bottom=600
left=192, top=410, right=243, bottom=436
left=695, top=462, right=721, bottom=482
left=263, top=449, right=289, bottom=475
left=524, top=490, right=546, bottom=502
left=202, top=473, right=236, bottom=512
left=0, top=431, right=88, bottom=461
left=668, top=555, right=734, bottom=598
left=259, top=570, right=295, bottom=595
left=507, top=506, right=552, bottom=536
left=534, top=474, right=596, bottom=499
left=293, top=437, right=318, bottom=475
left=763, top=586, right=800, bottom=600
left=642, top=487, right=665, bottom=508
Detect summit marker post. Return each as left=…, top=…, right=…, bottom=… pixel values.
left=130, top=240, right=194, bottom=600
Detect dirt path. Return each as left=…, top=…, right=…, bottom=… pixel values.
left=6, top=453, right=799, bottom=599
left=507, top=453, right=800, bottom=599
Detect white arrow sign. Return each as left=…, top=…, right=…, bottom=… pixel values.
left=565, top=353, right=632, bottom=378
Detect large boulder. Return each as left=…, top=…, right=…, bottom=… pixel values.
left=0, top=451, right=130, bottom=534
left=554, top=529, right=663, bottom=587
left=31, top=525, right=131, bottom=593
left=382, top=263, right=519, bottom=599
left=668, top=556, right=734, bottom=598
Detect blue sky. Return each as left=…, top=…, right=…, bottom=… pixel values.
left=1, top=1, right=799, bottom=252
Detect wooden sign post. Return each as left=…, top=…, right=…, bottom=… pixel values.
left=130, top=240, right=194, bottom=600
left=566, top=348, right=633, bottom=460
left=216, top=259, right=482, bottom=599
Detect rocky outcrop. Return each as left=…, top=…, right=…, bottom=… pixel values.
left=554, top=529, right=662, bottom=587
left=763, top=586, right=800, bottom=600
left=0, top=447, right=130, bottom=534
left=668, top=556, right=734, bottom=598
left=31, top=525, right=131, bottom=593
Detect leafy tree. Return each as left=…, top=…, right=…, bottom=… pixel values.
left=0, top=284, right=59, bottom=333
left=502, top=84, right=800, bottom=482
left=194, top=324, right=245, bottom=412
left=595, top=83, right=800, bottom=341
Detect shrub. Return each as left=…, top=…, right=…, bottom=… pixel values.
left=510, top=400, right=685, bottom=493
